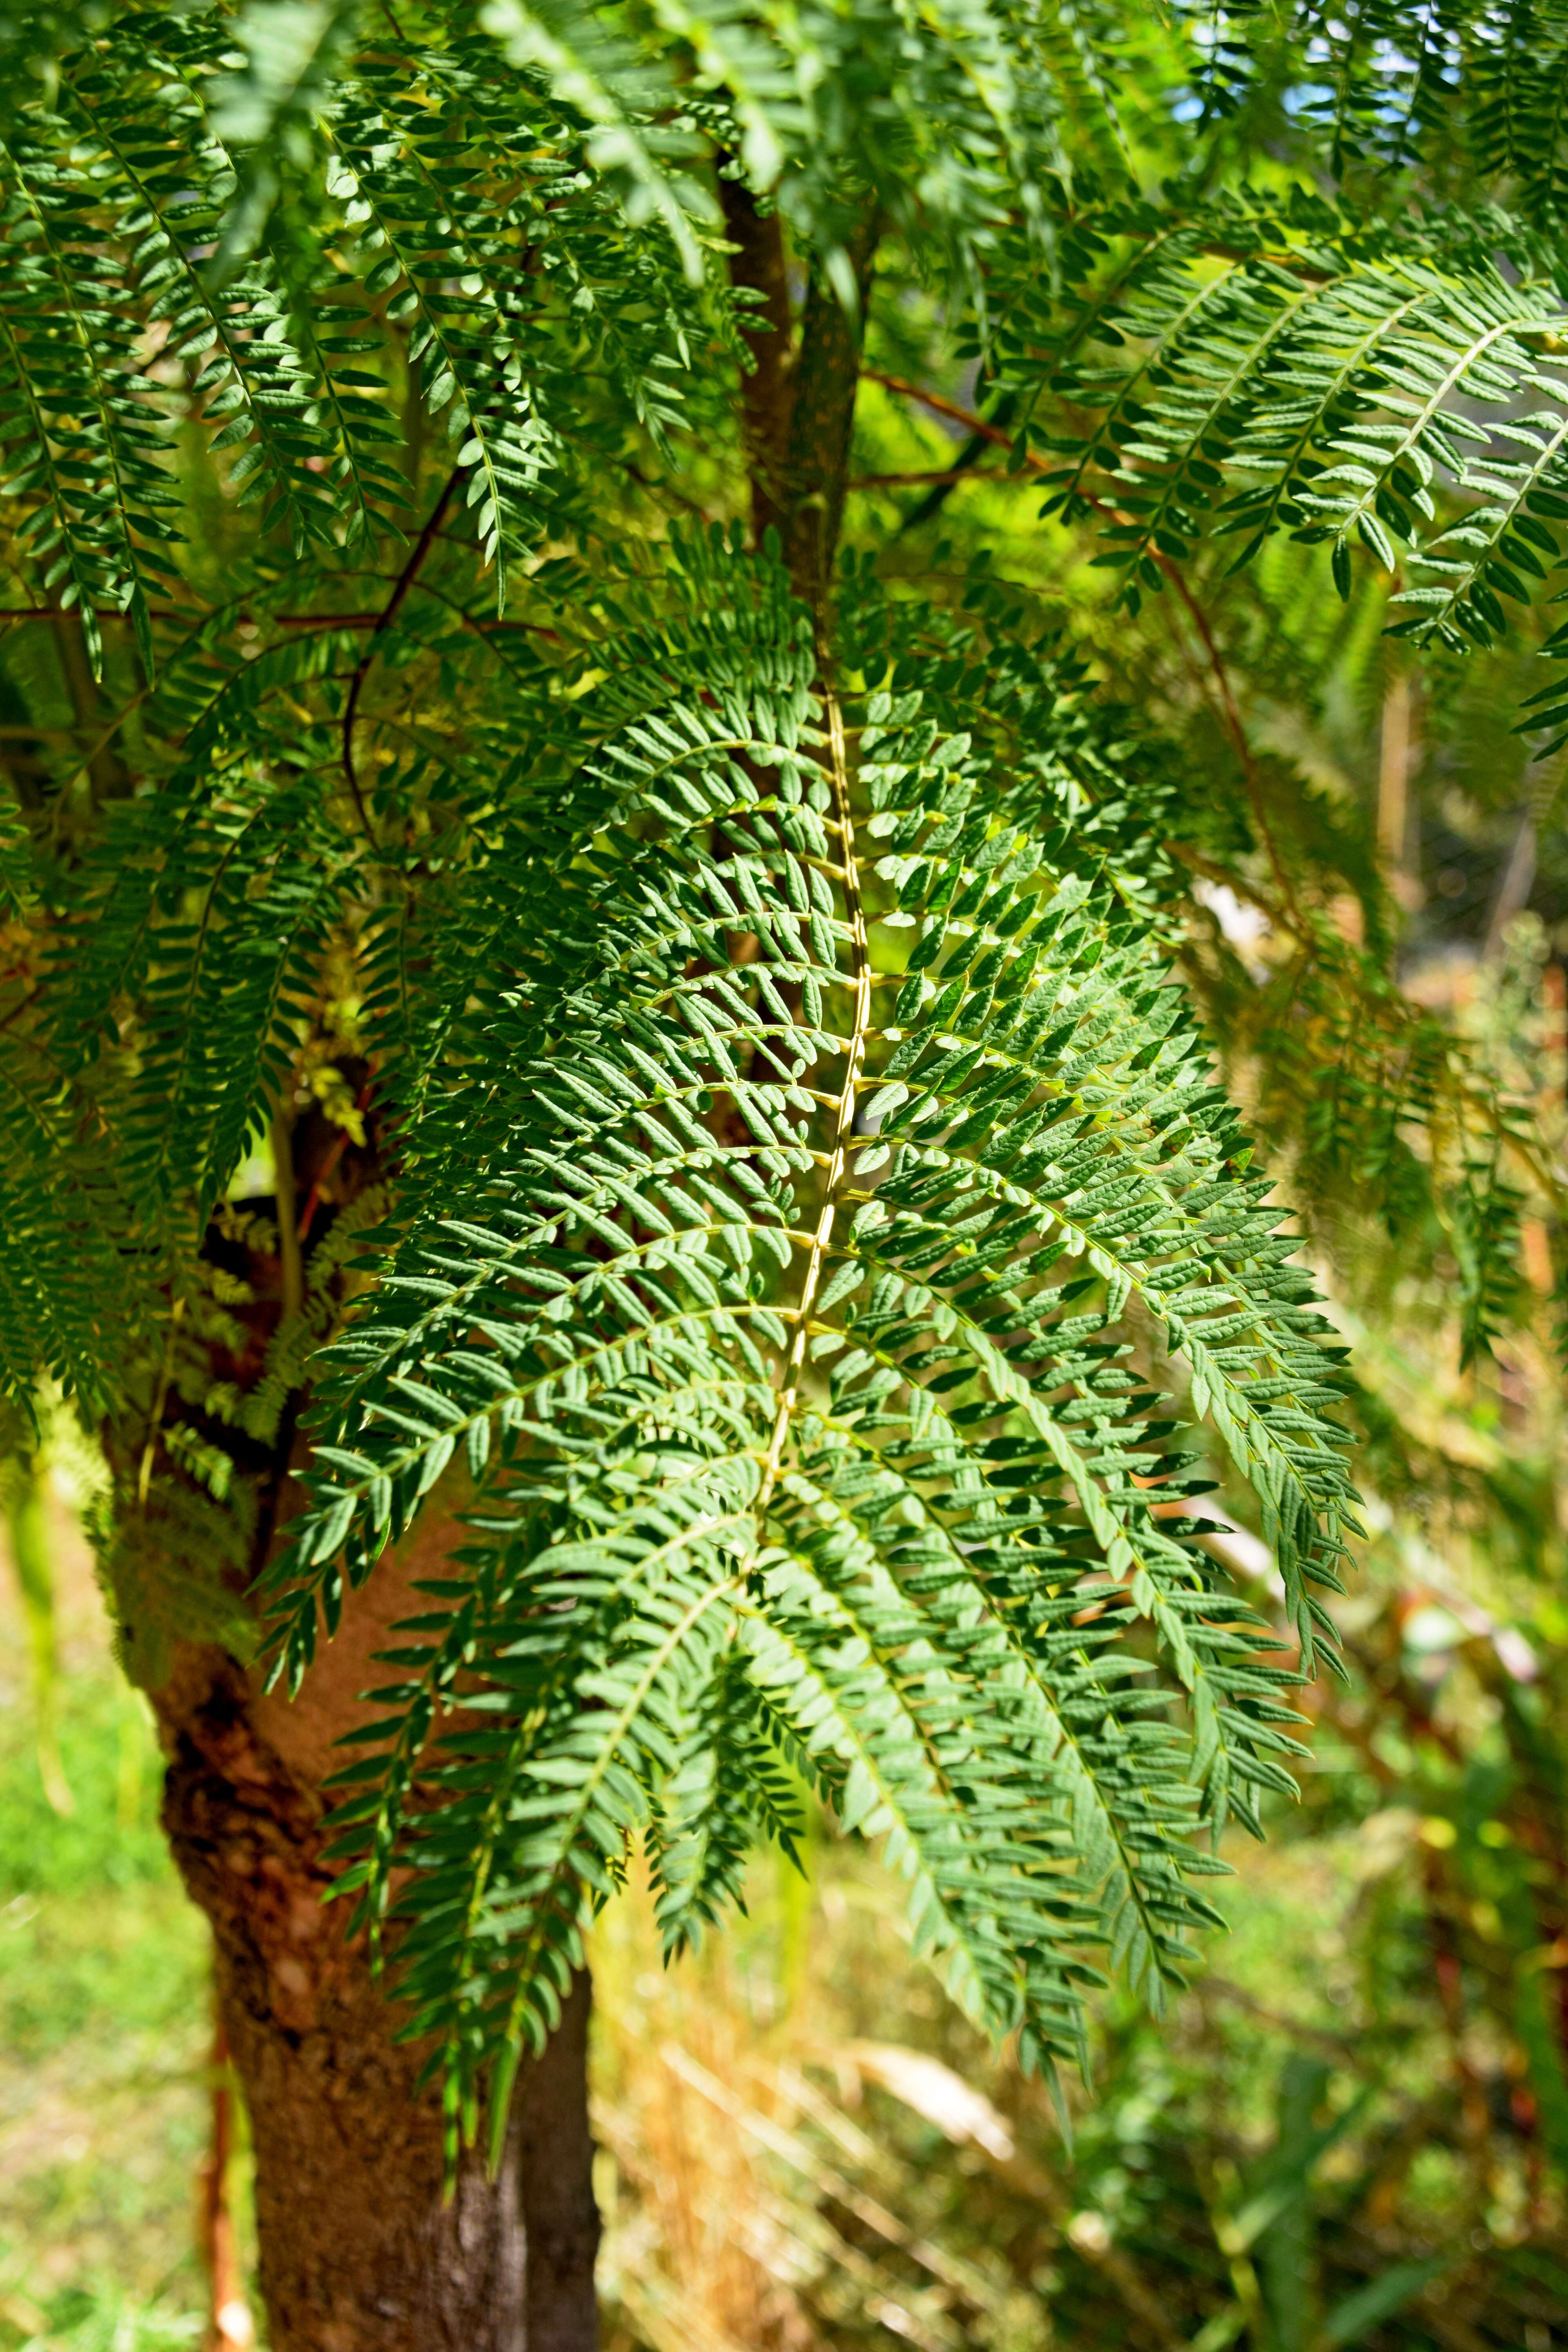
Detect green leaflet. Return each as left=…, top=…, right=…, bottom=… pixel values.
left=1178, top=0, right=1568, bottom=218
left=991, top=190, right=1568, bottom=668
left=0, top=0, right=1134, bottom=655
left=0, top=8, right=716, bottom=626
left=270, top=613, right=1352, bottom=2149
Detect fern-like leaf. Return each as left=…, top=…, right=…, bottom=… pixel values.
left=267, top=581, right=1353, bottom=2140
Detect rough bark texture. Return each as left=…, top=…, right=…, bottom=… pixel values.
left=514, top=1972, right=602, bottom=2352
left=152, top=1519, right=600, bottom=2352
left=718, top=177, right=795, bottom=546
left=779, top=206, right=880, bottom=618
left=111, top=1095, right=601, bottom=2351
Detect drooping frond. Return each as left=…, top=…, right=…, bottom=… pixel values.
left=261, top=571, right=1353, bottom=2138
left=990, top=197, right=1568, bottom=663
left=0, top=6, right=722, bottom=641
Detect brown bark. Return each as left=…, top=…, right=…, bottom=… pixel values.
left=106, top=1099, right=600, bottom=2348
left=198, top=2010, right=254, bottom=2350
left=152, top=1518, right=600, bottom=2352
left=718, top=178, right=795, bottom=546
left=514, top=1971, right=602, bottom=2352
left=720, top=180, right=880, bottom=614
left=779, top=205, right=880, bottom=620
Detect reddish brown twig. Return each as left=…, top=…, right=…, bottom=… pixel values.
left=861, top=368, right=1304, bottom=922
left=850, top=468, right=986, bottom=488
left=1156, top=555, right=1300, bottom=920
left=860, top=370, right=1015, bottom=448
left=295, top=1076, right=376, bottom=1245
left=340, top=465, right=467, bottom=842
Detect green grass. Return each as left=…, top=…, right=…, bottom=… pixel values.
left=0, top=1561, right=213, bottom=2350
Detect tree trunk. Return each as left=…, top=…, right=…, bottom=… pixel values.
left=104, top=1100, right=601, bottom=2349
left=779, top=205, right=880, bottom=619
left=152, top=1532, right=600, bottom=2352
left=718, top=177, right=795, bottom=546
left=722, top=182, right=879, bottom=615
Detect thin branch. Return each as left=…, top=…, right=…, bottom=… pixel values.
left=295, top=1077, right=374, bottom=1244
left=270, top=1103, right=304, bottom=1321
left=860, top=370, right=1013, bottom=448
left=272, top=610, right=561, bottom=635
left=863, top=368, right=1304, bottom=920
left=850, top=468, right=989, bottom=488
left=1159, top=557, right=1301, bottom=921
left=340, top=464, right=466, bottom=842
left=1162, top=837, right=1290, bottom=929
left=0, top=601, right=556, bottom=635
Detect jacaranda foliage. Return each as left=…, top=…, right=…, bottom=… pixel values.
left=0, top=0, right=1563, bottom=2168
